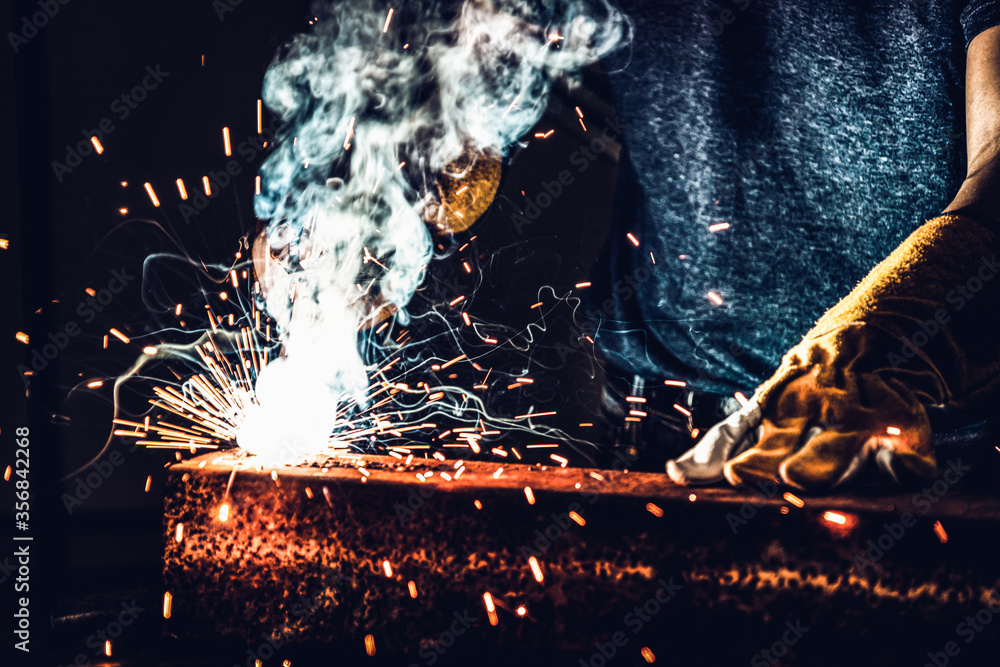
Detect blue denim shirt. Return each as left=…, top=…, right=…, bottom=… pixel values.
left=589, top=0, right=1000, bottom=395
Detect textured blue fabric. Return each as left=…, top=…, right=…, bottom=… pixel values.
left=589, top=0, right=1000, bottom=395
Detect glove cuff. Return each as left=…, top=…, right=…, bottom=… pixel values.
left=755, top=213, right=1000, bottom=415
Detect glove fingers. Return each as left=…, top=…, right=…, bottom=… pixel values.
left=775, top=373, right=934, bottom=489
left=777, top=427, right=871, bottom=490
left=666, top=404, right=760, bottom=486
left=781, top=422, right=936, bottom=490
left=872, top=428, right=937, bottom=483
left=723, top=417, right=809, bottom=488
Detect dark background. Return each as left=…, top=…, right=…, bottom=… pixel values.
left=1, top=0, right=619, bottom=664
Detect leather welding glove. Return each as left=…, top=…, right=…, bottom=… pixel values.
left=667, top=213, right=1000, bottom=491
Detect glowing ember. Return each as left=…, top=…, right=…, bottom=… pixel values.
left=144, top=182, right=160, bottom=207
left=933, top=520, right=948, bottom=543
left=109, top=328, right=130, bottom=344
left=783, top=492, right=805, bottom=508
left=235, top=358, right=345, bottom=463
left=823, top=511, right=847, bottom=525
left=528, top=556, right=544, bottom=583
left=483, top=592, right=499, bottom=626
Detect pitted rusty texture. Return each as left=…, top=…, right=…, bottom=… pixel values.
left=163, top=452, right=1000, bottom=655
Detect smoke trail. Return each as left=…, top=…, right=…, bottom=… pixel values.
left=243, top=0, right=628, bottom=460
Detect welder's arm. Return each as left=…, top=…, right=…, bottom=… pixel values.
left=945, top=24, right=1000, bottom=227
left=667, top=25, right=1000, bottom=491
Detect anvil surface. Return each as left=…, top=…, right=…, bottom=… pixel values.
left=162, top=450, right=1000, bottom=664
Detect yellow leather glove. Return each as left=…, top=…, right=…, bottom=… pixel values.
left=667, top=213, right=1000, bottom=491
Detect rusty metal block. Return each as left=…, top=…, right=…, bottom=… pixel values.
left=162, top=451, right=1000, bottom=664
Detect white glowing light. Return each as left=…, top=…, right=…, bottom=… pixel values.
left=236, top=358, right=343, bottom=463
left=245, top=0, right=628, bottom=460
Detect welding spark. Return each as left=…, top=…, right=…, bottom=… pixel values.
left=144, top=182, right=160, bottom=207
left=106, top=0, right=630, bottom=487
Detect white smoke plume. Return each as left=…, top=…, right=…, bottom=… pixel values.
left=240, top=0, right=628, bottom=461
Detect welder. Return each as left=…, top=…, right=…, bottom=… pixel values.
left=589, top=0, right=1000, bottom=491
